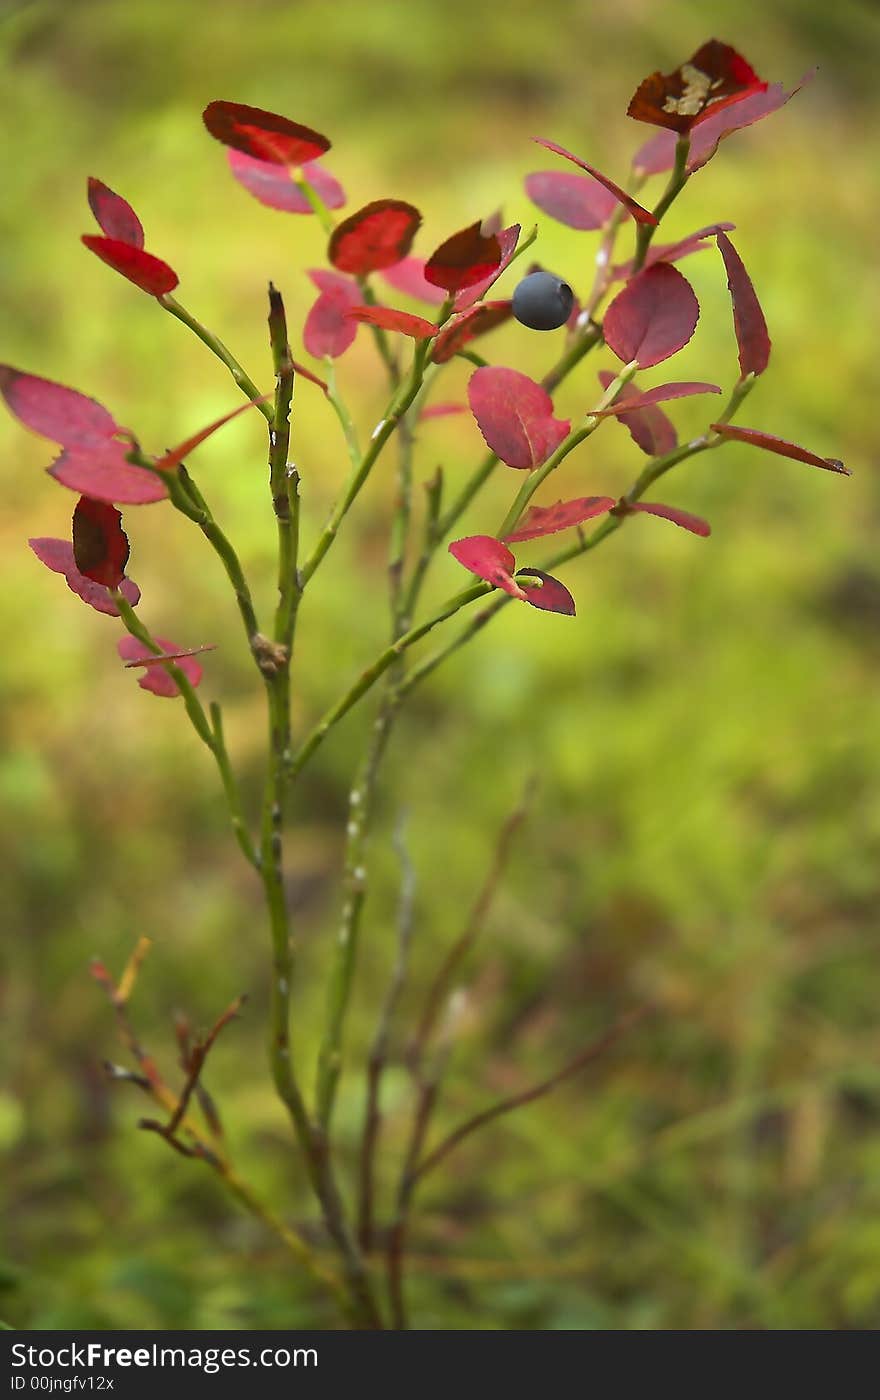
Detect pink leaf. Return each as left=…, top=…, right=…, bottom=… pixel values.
left=612, top=222, right=735, bottom=280
left=716, top=232, right=771, bottom=378
left=424, top=221, right=503, bottom=293
left=710, top=423, right=849, bottom=474
left=87, top=178, right=145, bottom=248
left=49, top=441, right=168, bottom=505
left=328, top=200, right=422, bottom=275
left=431, top=300, right=512, bottom=364
left=626, top=501, right=711, bottom=536
left=448, top=535, right=527, bottom=600
left=516, top=569, right=576, bottom=615
left=0, top=366, right=118, bottom=448
left=29, top=537, right=140, bottom=616
left=81, top=235, right=179, bottom=296
left=153, top=393, right=272, bottom=471
left=531, top=139, right=657, bottom=227
left=226, top=150, right=345, bottom=213
left=304, top=271, right=361, bottom=358
left=603, top=263, right=699, bottom=368
left=504, top=496, right=615, bottom=543
left=118, top=635, right=204, bottom=697
left=525, top=171, right=618, bottom=230
left=455, top=224, right=520, bottom=310
left=597, top=371, right=677, bottom=456
left=378, top=257, right=447, bottom=306
left=467, top=366, right=569, bottom=469
left=72, top=497, right=130, bottom=586
left=596, top=381, right=721, bottom=416
left=202, top=101, right=330, bottom=165
left=345, top=305, right=436, bottom=339
left=419, top=402, right=467, bottom=421
left=633, top=75, right=812, bottom=175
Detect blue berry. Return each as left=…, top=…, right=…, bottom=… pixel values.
left=512, top=271, right=574, bottom=331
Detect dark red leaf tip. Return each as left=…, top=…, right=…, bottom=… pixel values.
left=424, top=221, right=503, bottom=293
left=203, top=100, right=330, bottom=165
left=328, top=200, right=422, bottom=276
left=627, top=40, right=766, bottom=133
left=516, top=568, right=576, bottom=616
left=711, top=423, right=849, bottom=474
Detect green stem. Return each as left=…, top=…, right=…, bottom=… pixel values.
left=632, top=134, right=691, bottom=275
left=287, top=584, right=487, bottom=780
left=112, top=592, right=258, bottom=864
left=299, top=340, right=433, bottom=586
left=495, top=359, right=639, bottom=540
left=159, top=294, right=272, bottom=422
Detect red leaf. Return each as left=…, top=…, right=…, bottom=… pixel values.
left=87, top=178, right=145, bottom=247
left=82, top=236, right=179, bottom=296
left=455, top=225, right=520, bottom=310
left=203, top=100, right=330, bottom=165
left=467, top=366, right=569, bottom=470
left=448, top=536, right=527, bottom=600
left=49, top=442, right=168, bottom=505
left=525, top=171, right=618, bottom=230
left=424, top=221, right=503, bottom=293
left=612, top=222, right=735, bottom=280
left=603, top=263, right=699, bottom=368
left=328, top=200, right=422, bottom=275
left=710, top=423, right=849, bottom=474
left=118, top=635, right=204, bottom=697
left=72, top=497, right=130, bottom=586
left=29, top=537, right=141, bottom=616
left=304, top=271, right=361, bottom=358
left=597, top=371, right=677, bottom=456
left=531, top=139, right=657, bottom=227
left=627, top=41, right=766, bottom=134
left=227, top=150, right=345, bottom=213
left=0, top=366, right=118, bottom=448
left=503, top=496, right=615, bottom=543
left=419, top=402, right=467, bottom=420
left=596, top=381, right=721, bottom=416
left=716, top=232, right=771, bottom=378
left=153, top=393, right=272, bottom=471
left=634, top=75, right=813, bottom=175
left=517, top=569, right=576, bottom=616
left=345, top=305, right=436, bottom=339
left=431, top=300, right=512, bottom=364
left=378, top=257, right=447, bottom=305
left=627, top=501, right=711, bottom=536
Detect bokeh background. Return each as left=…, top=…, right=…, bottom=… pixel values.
left=2, top=0, right=879, bottom=1330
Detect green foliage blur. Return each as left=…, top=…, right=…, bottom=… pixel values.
left=2, top=0, right=880, bottom=1331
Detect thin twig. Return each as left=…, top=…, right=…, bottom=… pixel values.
left=358, top=816, right=418, bottom=1252
left=412, top=1005, right=653, bottom=1187
left=408, top=780, right=534, bottom=1072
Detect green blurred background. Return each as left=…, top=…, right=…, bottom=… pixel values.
left=2, top=0, right=879, bottom=1330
